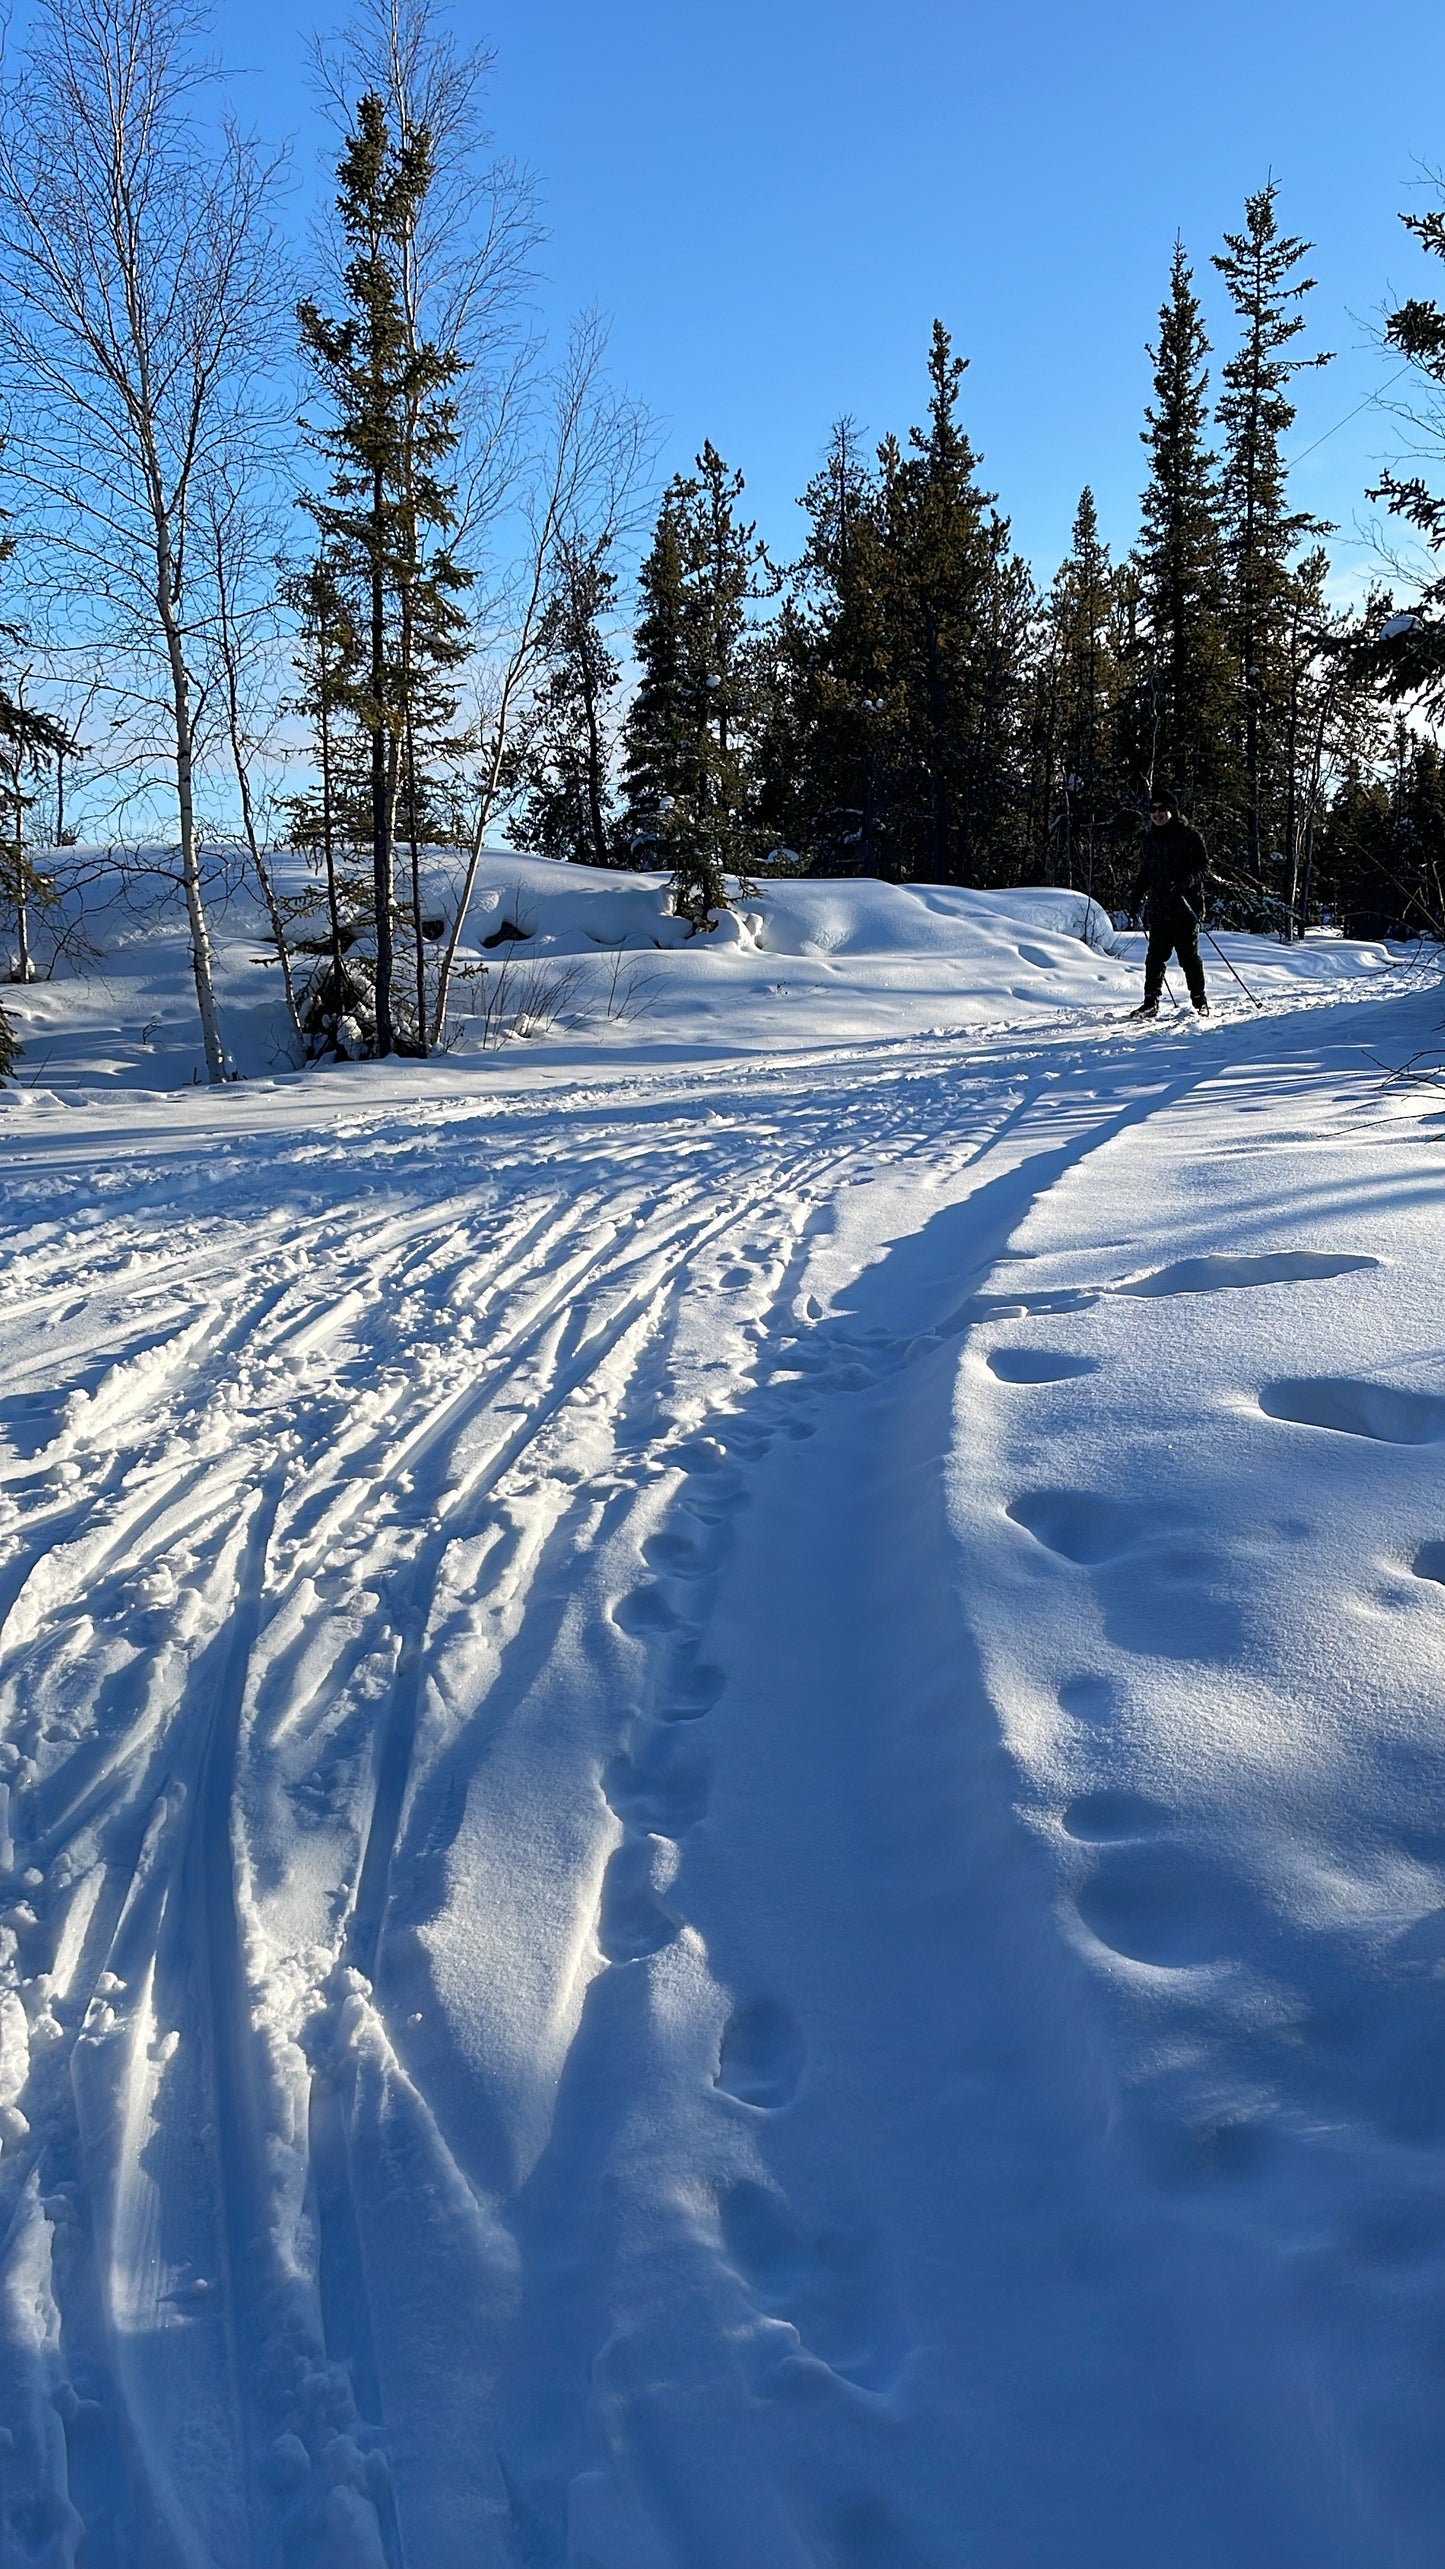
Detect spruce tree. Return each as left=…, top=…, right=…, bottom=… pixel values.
left=284, top=550, right=368, bottom=1011
left=621, top=485, right=688, bottom=856
left=1128, top=242, right=1233, bottom=829
left=1213, top=182, right=1331, bottom=881
left=298, top=91, right=468, bottom=1055
left=1363, top=194, right=1445, bottom=719
left=756, top=418, right=892, bottom=872
left=874, top=322, right=1032, bottom=884
left=620, top=444, right=771, bottom=928
left=0, top=504, right=77, bottom=994
left=1034, top=488, right=1123, bottom=895
left=506, top=534, right=621, bottom=865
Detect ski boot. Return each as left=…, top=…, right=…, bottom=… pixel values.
left=1194, top=996, right=1210, bottom=1015
left=1128, top=998, right=1160, bottom=1021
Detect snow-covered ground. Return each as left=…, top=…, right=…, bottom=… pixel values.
left=0, top=844, right=1409, bottom=1091
left=1, top=866, right=1443, bottom=2565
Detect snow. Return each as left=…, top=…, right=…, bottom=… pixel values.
left=0, top=858, right=1443, bottom=2563
left=0, top=842, right=1409, bottom=1095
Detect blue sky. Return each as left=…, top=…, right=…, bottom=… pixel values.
left=215, top=0, right=1445, bottom=583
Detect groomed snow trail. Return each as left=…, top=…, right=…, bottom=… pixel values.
left=0, top=976, right=1441, bottom=2565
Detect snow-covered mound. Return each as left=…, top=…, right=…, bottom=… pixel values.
left=0, top=843, right=1413, bottom=1097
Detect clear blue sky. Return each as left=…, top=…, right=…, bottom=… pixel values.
left=224, top=0, right=1445, bottom=585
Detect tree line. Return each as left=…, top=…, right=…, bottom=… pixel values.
left=593, top=201, right=1445, bottom=945
left=0, top=0, right=1443, bottom=1083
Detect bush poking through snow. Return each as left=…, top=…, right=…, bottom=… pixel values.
left=445, top=947, right=662, bottom=1051
left=1073, top=897, right=1124, bottom=959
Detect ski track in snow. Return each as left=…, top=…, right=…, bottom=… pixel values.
left=0, top=975, right=1441, bottom=2564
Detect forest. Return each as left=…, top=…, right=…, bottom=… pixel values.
left=1, top=0, right=1444, bottom=1077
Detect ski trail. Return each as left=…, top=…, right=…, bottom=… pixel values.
left=468, top=1073, right=1201, bottom=2566
left=0, top=1002, right=1316, bottom=2563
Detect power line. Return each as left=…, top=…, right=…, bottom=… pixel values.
left=1289, top=364, right=1414, bottom=468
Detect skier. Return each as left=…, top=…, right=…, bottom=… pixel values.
left=1128, top=792, right=1209, bottom=1019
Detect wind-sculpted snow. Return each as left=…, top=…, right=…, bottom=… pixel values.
left=0, top=969, right=1442, bottom=2565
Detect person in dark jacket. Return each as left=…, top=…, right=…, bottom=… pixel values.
left=1129, top=794, right=1209, bottom=1017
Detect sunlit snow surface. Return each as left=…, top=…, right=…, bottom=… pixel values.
left=0, top=864, right=1442, bottom=2565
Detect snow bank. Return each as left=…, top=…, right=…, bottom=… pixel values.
left=1, top=842, right=1418, bottom=1098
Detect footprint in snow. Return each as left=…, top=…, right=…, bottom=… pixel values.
left=642, top=1527, right=706, bottom=1577
left=596, top=1837, right=680, bottom=1964
left=1122, top=1250, right=1379, bottom=1297
left=658, top=1661, right=726, bottom=1722
left=714, top=1998, right=805, bottom=2109
left=1058, top=1673, right=1120, bottom=1724
left=1260, top=1377, right=1445, bottom=1445
left=602, top=1736, right=712, bottom=1836
left=718, top=2180, right=906, bottom=2393
left=987, top=1348, right=1098, bottom=1383
left=612, top=1584, right=680, bottom=1638
left=1074, top=1840, right=1240, bottom=1969
left=1007, top=1489, right=1145, bottom=1566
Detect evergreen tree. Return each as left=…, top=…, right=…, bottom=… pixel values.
left=1032, top=488, right=1124, bottom=895
left=505, top=534, right=621, bottom=865
left=621, top=443, right=772, bottom=928
left=1127, top=242, right=1233, bottom=829
left=1, top=710, right=69, bottom=986
left=283, top=549, right=369, bottom=1005
left=1361, top=192, right=1445, bottom=720
left=0, top=502, right=78, bottom=998
left=873, top=321, right=1032, bottom=883
left=0, top=603, right=74, bottom=999
left=1320, top=721, right=1445, bottom=936
left=298, top=91, right=469, bottom=1055
left=754, top=418, right=893, bottom=873
left=1213, top=182, right=1331, bottom=881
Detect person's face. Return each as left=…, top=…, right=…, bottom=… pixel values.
left=1149, top=805, right=1170, bottom=825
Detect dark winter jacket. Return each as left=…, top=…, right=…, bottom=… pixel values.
left=1130, top=817, right=1207, bottom=924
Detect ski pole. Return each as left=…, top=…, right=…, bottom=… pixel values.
left=1185, top=902, right=1264, bottom=1009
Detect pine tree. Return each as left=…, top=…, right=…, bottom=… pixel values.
left=874, top=321, right=1032, bottom=883
left=298, top=91, right=468, bottom=1055
left=1128, top=242, right=1233, bottom=829
left=1213, top=182, right=1331, bottom=882
left=505, top=534, right=621, bottom=865
left=620, top=444, right=771, bottom=928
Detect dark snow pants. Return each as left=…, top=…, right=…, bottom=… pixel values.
left=1144, top=900, right=1205, bottom=1006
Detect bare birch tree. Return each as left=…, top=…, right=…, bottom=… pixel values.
left=431, top=313, right=651, bottom=1040
left=202, top=470, right=303, bottom=1045
left=0, top=0, right=290, bottom=1082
